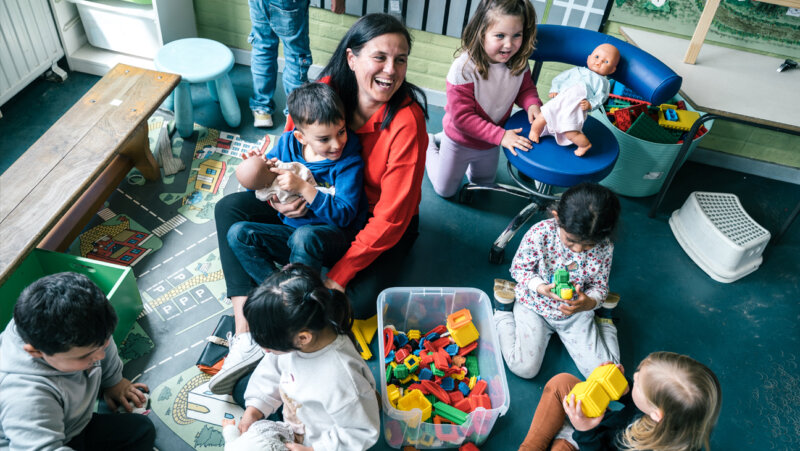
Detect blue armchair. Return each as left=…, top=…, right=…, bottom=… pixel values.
left=458, top=25, right=682, bottom=264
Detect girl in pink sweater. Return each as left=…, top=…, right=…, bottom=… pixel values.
left=426, top=0, right=542, bottom=198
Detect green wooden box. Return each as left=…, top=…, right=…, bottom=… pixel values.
left=0, top=249, right=143, bottom=345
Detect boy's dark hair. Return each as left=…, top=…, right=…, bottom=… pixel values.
left=319, top=13, right=428, bottom=130
left=287, top=82, right=346, bottom=130
left=556, top=182, right=621, bottom=244
left=13, top=272, right=118, bottom=355
left=243, top=264, right=353, bottom=352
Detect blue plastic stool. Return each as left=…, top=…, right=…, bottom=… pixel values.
left=459, top=110, right=619, bottom=264
left=154, top=38, right=241, bottom=138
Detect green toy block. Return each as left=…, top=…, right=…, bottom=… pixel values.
left=551, top=268, right=575, bottom=300
left=386, top=365, right=393, bottom=384
left=425, top=394, right=437, bottom=405
left=433, top=401, right=468, bottom=425
left=431, top=363, right=445, bottom=377
left=394, top=364, right=409, bottom=379
left=465, top=355, right=479, bottom=378
left=627, top=113, right=679, bottom=144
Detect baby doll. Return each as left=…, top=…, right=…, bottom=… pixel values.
left=235, top=156, right=317, bottom=204
left=530, top=43, right=620, bottom=156
left=221, top=418, right=295, bottom=451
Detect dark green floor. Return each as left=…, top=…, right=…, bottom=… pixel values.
left=1, top=63, right=798, bottom=450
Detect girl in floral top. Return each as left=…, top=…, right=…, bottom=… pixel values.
left=495, top=182, right=621, bottom=379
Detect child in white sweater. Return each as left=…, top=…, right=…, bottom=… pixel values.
left=237, top=264, right=380, bottom=451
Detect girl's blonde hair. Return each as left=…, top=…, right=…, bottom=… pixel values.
left=460, top=0, right=537, bottom=79
left=620, top=351, right=722, bottom=451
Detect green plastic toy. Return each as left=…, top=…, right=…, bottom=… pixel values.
left=551, top=268, right=575, bottom=300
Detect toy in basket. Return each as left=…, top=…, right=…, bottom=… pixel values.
left=378, top=287, right=510, bottom=449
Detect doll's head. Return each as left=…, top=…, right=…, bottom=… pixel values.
left=586, top=43, right=619, bottom=76
left=236, top=157, right=276, bottom=191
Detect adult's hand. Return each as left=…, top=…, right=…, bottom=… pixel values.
left=324, top=277, right=344, bottom=293
left=331, top=0, right=345, bottom=14
left=269, top=195, right=307, bottom=218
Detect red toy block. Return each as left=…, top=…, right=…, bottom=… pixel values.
left=421, top=380, right=450, bottom=404
left=676, top=100, right=686, bottom=110
left=434, top=416, right=460, bottom=443
left=457, top=342, right=478, bottom=356
left=423, top=339, right=436, bottom=353
left=383, top=328, right=395, bottom=358
left=420, top=351, right=435, bottom=367
left=395, top=347, right=410, bottom=363
left=434, top=348, right=450, bottom=370
left=424, top=325, right=447, bottom=337
left=460, top=443, right=480, bottom=451
left=448, top=390, right=465, bottom=404
left=608, top=93, right=650, bottom=105
left=470, top=379, right=487, bottom=396
left=613, top=108, right=632, bottom=132
left=407, top=383, right=424, bottom=393
left=432, top=336, right=451, bottom=350
left=470, top=393, right=492, bottom=410
left=454, top=397, right=473, bottom=413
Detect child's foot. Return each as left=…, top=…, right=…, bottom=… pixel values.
left=574, top=144, right=591, bottom=156
left=208, top=332, right=264, bottom=394
left=253, top=110, right=273, bottom=128
left=529, top=116, right=546, bottom=143
left=493, top=278, right=516, bottom=312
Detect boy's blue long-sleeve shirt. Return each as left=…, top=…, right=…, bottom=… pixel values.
left=267, top=129, right=367, bottom=230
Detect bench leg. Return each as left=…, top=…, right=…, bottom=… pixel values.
left=174, top=81, right=194, bottom=138
left=120, top=123, right=160, bottom=181
left=207, top=81, right=219, bottom=101
left=215, top=73, right=241, bottom=128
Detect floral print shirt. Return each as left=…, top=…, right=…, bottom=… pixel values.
left=510, top=218, right=613, bottom=320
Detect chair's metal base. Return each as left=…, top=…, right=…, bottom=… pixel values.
left=459, top=161, right=560, bottom=264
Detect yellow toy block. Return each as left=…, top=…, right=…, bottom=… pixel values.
left=657, top=104, right=701, bottom=131
left=468, top=376, right=477, bottom=390
left=419, top=430, right=435, bottom=446
left=408, top=329, right=421, bottom=340
left=399, top=374, right=414, bottom=384
left=446, top=308, right=480, bottom=348
left=558, top=287, right=574, bottom=300
left=404, top=354, right=421, bottom=372
left=589, top=363, right=629, bottom=399
left=387, top=384, right=401, bottom=407
left=568, top=364, right=629, bottom=417
left=397, top=389, right=432, bottom=425
left=352, top=315, right=379, bottom=360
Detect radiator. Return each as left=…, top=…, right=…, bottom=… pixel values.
left=0, top=0, right=65, bottom=108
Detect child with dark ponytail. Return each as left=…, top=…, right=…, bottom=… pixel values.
left=237, top=264, right=379, bottom=450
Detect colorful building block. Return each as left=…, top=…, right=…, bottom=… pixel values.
left=434, top=401, right=468, bottom=425
left=551, top=268, right=574, bottom=300
left=387, top=384, right=401, bottom=407
left=397, top=389, right=432, bottom=422
left=446, top=308, right=480, bottom=348
left=657, top=104, right=701, bottom=131
left=567, top=364, right=628, bottom=417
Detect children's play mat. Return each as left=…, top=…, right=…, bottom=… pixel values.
left=67, top=117, right=275, bottom=450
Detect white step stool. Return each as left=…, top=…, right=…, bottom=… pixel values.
left=669, top=192, right=770, bottom=283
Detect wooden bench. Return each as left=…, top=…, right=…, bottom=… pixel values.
left=0, top=63, right=180, bottom=285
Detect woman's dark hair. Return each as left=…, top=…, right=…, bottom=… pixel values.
left=242, top=264, right=353, bottom=352
left=318, top=13, right=428, bottom=130
left=14, top=272, right=118, bottom=355
left=555, top=182, right=621, bottom=244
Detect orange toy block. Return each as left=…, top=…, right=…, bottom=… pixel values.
left=446, top=308, right=480, bottom=348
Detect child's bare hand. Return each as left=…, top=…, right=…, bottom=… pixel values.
left=526, top=104, right=541, bottom=124
left=536, top=282, right=558, bottom=299
left=549, top=92, right=558, bottom=98
left=580, top=99, right=591, bottom=111
left=501, top=128, right=532, bottom=156
left=103, top=379, right=148, bottom=413
left=285, top=444, right=314, bottom=451
left=558, top=285, right=596, bottom=316
left=563, top=394, right=604, bottom=431
left=272, top=168, right=309, bottom=193
left=239, top=406, right=264, bottom=434
left=241, top=148, right=265, bottom=160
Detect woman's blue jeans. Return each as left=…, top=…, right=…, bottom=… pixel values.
left=248, top=0, right=311, bottom=116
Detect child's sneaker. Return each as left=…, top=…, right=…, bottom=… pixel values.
left=253, top=110, right=273, bottom=128
left=208, top=332, right=264, bottom=394
left=493, top=278, right=516, bottom=312
left=602, top=292, right=620, bottom=309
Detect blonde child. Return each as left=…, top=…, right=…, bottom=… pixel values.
left=426, top=0, right=542, bottom=198
left=495, top=182, right=621, bottom=379
left=518, top=352, right=722, bottom=450
left=237, top=264, right=380, bottom=450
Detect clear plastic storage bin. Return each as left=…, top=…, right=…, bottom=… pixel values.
left=377, top=287, right=510, bottom=448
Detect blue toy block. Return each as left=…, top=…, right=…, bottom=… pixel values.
left=610, top=80, right=645, bottom=101
left=425, top=332, right=440, bottom=342
left=445, top=344, right=459, bottom=356
left=440, top=377, right=455, bottom=391
left=419, top=367, right=433, bottom=381
left=458, top=382, right=470, bottom=397
left=385, top=350, right=395, bottom=365
left=395, top=334, right=409, bottom=348
left=664, top=108, right=678, bottom=121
